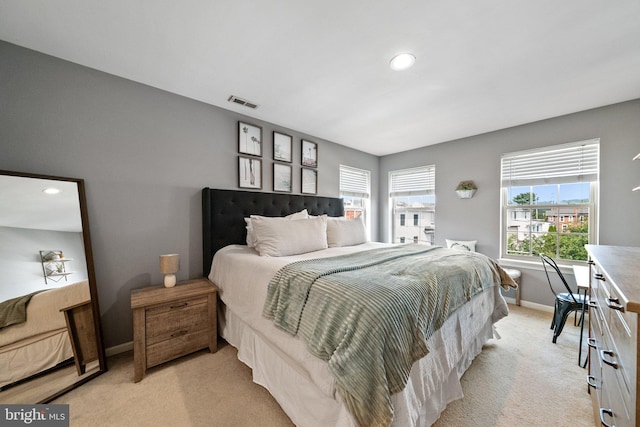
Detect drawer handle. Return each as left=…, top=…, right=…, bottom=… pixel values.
left=588, top=301, right=598, bottom=309
left=599, top=408, right=614, bottom=427
left=170, top=302, right=188, bottom=309
left=171, top=330, right=189, bottom=338
left=605, top=297, right=624, bottom=312
left=586, top=375, right=597, bottom=390
left=594, top=273, right=605, bottom=281
left=600, top=350, right=619, bottom=369
left=587, top=338, right=597, bottom=349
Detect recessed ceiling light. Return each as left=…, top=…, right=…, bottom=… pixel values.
left=389, top=53, right=416, bottom=71
left=42, top=187, right=61, bottom=195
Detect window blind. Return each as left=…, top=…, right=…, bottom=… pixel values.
left=339, top=165, right=370, bottom=198
left=389, top=165, right=435, bottom=197
left=501, top=139, right=599, bottom=186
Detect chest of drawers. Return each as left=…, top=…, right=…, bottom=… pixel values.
left=587, top=245, right=640, bottom=427
left=131, top=278, right=217, bottom=382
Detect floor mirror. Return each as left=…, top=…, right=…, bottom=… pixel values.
left=0, top=170, right=106, bottom=403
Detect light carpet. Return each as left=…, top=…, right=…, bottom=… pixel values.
left=53, top=305, right=594, bottom=426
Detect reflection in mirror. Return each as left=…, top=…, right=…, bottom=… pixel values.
left=0, top=170, right=106, bottom=404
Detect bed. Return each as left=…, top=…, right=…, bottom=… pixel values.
left=202, top=188, right=515, bottom=427
left=0, top=280, right=91, bottom=388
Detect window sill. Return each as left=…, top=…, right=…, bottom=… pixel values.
left=498, top=257, right=585, bottom=276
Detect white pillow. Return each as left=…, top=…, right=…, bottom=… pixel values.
left=327, top=216, right=368, bottom=247
left=252, top=215, right=328, bottom=256
left=445, top=239, right=477, bottom=252
left=245, top=209, right=308, bottom=247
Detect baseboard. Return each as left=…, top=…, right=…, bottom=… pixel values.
left=519, top=300, right=554, bottom=313
left=106, top=341, right=133, bottom=357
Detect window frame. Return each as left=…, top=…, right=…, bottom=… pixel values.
left=389, top=165, right=436, bottom=245
left=339, top=164, right=371, bottom=233
left=499, top=140, right=599, bottom=266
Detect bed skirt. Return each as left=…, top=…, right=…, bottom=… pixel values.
left=220, top=287, right=503, bottom=427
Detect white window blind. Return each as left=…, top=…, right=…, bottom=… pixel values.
left=340, top=165, right=370, bottom=198
left=501, top=139, right=599, bottom=186
left=389, top=165, right=435, bottom=197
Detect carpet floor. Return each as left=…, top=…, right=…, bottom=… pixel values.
left=54, top=305, right=594, bottom=426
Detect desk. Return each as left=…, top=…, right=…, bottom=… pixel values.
left=573, top=265, right=589, bottom=368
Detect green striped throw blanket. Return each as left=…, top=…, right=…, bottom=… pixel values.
left=263, top=244, right=516, bottom=427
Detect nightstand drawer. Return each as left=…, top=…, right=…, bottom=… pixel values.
left=146, top=329, right=209, bottom=368
left=146, top=297, right=209, bottom=345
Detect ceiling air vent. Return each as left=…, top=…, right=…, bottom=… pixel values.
left=228, top=95, right=259, bottom=109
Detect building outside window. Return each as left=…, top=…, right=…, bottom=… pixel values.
left=501, top=140, right=599, bottom=262
left=389, top=165, right=435, bottom=245
left=339, top=165, right=371, bottom=231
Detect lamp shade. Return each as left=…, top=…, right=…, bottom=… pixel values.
left=159, top=254, right=180, bottom=274
left=159, top=254, right=179, bottom=288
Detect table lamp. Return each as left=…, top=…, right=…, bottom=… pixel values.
left=159, top=254, right=179, bottom=287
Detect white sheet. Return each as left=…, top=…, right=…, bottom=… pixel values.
left=209, top=244, right=509, bottom=426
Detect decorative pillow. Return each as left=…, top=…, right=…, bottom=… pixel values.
left=251, top=215, right=328, bottom=256
left=445, top=239, right=477, bottom=252
left=327, top=216, right=368, bottom=247
left=245, top=209, right=308, bottom=247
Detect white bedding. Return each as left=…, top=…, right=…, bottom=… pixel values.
left=209, top=243, right=509, bottom=426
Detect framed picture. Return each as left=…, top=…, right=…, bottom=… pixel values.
left=273, top=131, right=292, bottom=163
left=238, top=156, right=262, bottom=189
left=238, top=121, right=262, bottom=157
left=273, top=163, right=292, bottom=193
left=301, top=168, right=317, bottom=194
left=301, top=139, right=318, bottom=168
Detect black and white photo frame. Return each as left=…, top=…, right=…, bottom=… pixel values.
left=301, top=139, right=318, bottom=168
left=238, top=156, right=262, bottom=189
left=273, top=131, right=293, bottom=163
left=273, top=163, right=292, bottom=193
left=301, top=167, right=317, bottom=194
left=238, top=121, right=262, bottom=157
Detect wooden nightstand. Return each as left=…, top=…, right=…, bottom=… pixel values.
left=131, top=278, right=217, bottom=382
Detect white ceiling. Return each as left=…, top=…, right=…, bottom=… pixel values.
left=1, top=1, right=639, bottom=156
left=0, top=175, right=83, bottom=232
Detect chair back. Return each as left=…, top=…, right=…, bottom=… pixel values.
left=540, top=254, right=579, bottom=304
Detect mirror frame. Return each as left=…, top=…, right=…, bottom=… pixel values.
left=0, top=169, right=107, bottom=403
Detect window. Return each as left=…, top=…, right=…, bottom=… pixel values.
left=389, top=165, right=435, bottom=244
left=340, top=164, right=370, bottom=228
left=501, top=140, right=599, bottom=262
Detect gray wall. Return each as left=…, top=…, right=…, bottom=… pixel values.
left=0, top=41, right=379, bottom=348
left=379, top=99, right=640, bottom=307
left=0, top=227, right=88, bottom=301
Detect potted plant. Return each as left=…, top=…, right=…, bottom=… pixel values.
left=455, top=181, right=477, bottom=199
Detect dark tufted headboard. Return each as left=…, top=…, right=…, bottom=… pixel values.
left=202, top=188, right=344, bottom=276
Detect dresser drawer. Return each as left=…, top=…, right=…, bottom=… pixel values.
left=593, top=266, right=638, bottom=396
left=600, top=334, right=632, bottom=426
left=606, top=307, right=637, bottom=395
